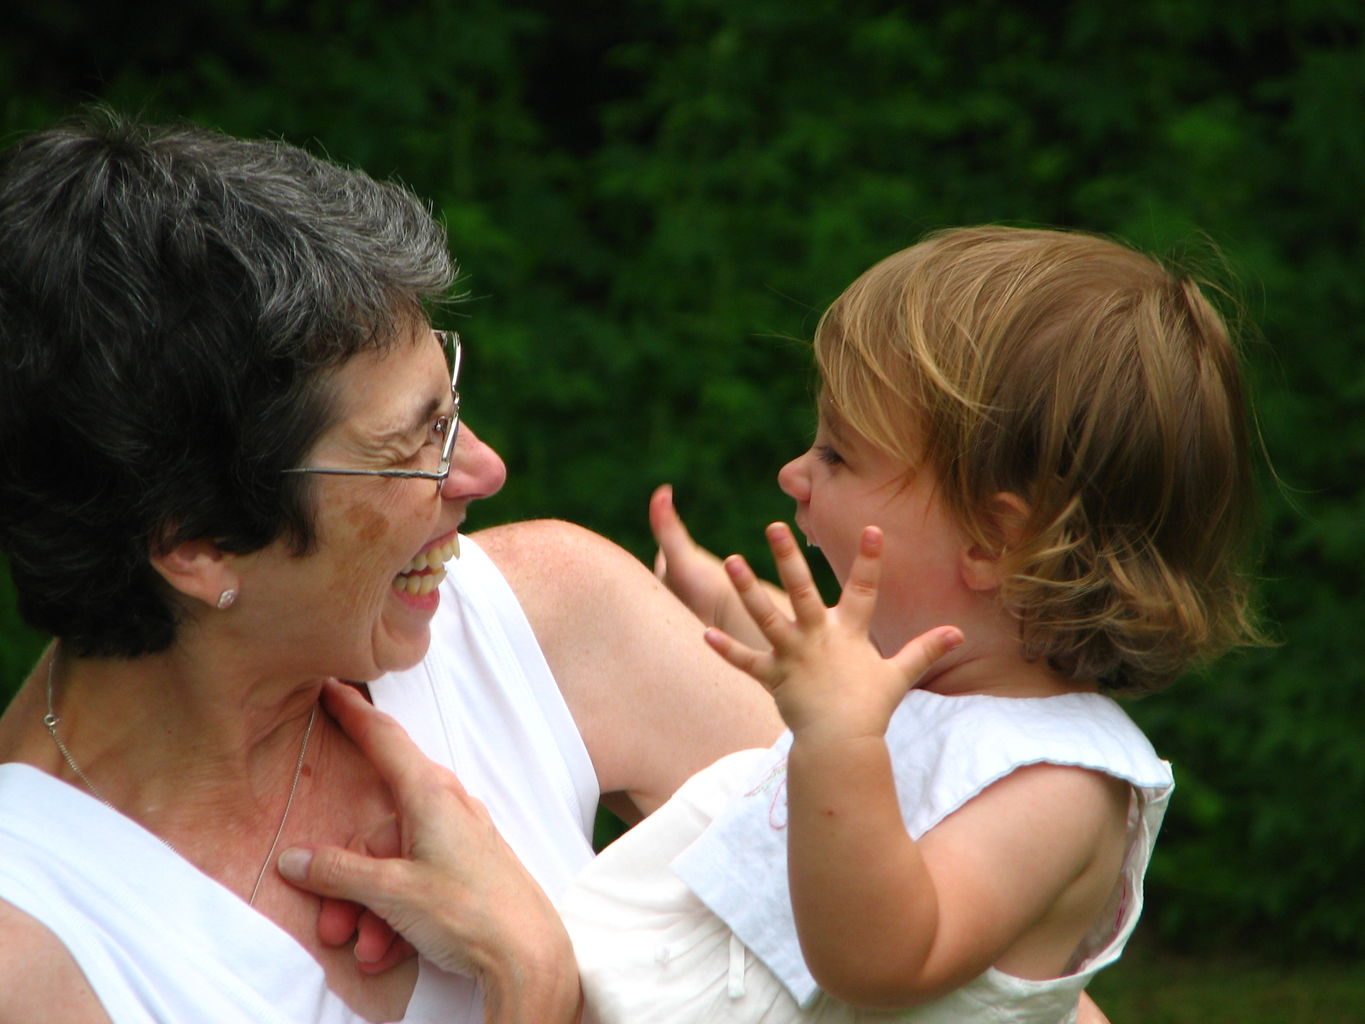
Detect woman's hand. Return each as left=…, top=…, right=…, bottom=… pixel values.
left=314, top=818, right=415, bottom=975
left=277, top=680, right=581, bottom=1023
left=703, top=523, right=962, bottom=740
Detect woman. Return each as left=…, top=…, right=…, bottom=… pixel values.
left=0, top=111, right=781, bottom=1023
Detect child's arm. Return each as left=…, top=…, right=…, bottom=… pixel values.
left=649, top=484, right=791, bottom=646
left=707, top=524, right=1128, bottom=1009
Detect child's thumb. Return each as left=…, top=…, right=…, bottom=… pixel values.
left=894, top=626, right=965, bottom=688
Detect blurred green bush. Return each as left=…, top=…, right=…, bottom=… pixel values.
left=2, top=0, right=1360, bottom=959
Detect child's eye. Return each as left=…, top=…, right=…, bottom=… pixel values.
left=814, top=444, right=844, bottom=466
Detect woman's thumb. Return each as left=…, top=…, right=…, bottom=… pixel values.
left=278, top=845, right=393, bottom=905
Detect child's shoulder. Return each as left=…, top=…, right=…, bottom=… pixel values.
left=897, top=687, right=1141, bottom=739
left=888, top=690, right=1172, bottom=839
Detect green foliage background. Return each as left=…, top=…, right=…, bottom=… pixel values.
left=2, top=0, right=1361, bottom=961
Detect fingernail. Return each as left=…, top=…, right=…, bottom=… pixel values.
left=278, top=847, right=313, bottom=881
left=940, top=627, right=965, bottom=650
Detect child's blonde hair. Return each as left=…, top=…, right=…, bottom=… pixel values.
left=814, top=226, right=1259, bottom=694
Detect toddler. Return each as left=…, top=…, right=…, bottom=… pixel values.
left=561, top=226, right=1259, bottom=1023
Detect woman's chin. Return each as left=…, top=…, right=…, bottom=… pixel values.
left=366, top=591, right=441, bottom=676
left=368, top=636, right=434, bottom=680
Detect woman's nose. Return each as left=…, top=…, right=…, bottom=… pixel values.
left=441, top=423, right=507, bottom=502
left=777, top=452, right=810, bottom=502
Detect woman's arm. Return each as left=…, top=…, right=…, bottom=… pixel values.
left=279, top=681, right=582, bottom=1024
left=474, top=518, right=784, bottom=820
left=1078, top=991, right=1115, bottom=1024
left=0, top=903, right=113, bottom=1024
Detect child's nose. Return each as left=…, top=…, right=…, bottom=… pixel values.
left=777, top=453, right=810, bottom=502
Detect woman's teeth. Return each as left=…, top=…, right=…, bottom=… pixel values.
left=394, top=569, right=445, bottom=595
left=393, top=534, right=461, bottom=593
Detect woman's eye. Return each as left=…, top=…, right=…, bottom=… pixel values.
left=814, top=444, right=844, bottom=466
left=428, top=415, right=452, bottom=446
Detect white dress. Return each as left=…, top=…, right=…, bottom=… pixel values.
left=0, top=535, right=598, bottom=1024
left=563, top=690, right=1172, bottom=1024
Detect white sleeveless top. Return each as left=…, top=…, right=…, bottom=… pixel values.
left=0, top=535, right=598, bottom=1024
left=565, top=690, right=1171, bottom=1024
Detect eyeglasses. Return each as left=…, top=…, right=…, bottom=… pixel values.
left=283, top=330, right=462, bottom=495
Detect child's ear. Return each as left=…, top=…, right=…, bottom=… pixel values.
left=960, top=492, right=1031, bottom=592
left=150, top=537, right=240, bottom=610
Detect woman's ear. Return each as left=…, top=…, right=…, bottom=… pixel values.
left=960, top=492, right=1031, bottom=592
left=150, top=538, right=240, bottom=610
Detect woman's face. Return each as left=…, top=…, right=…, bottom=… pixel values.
left=235, top=324, right=506, bottom=682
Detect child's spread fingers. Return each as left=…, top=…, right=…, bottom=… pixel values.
left=704, top=627, right=777, bottom=688
left=836, top=526, right=884, bottom=627
left=648, top=485, right=677, bottom=579
left=648, top=484, right=691, bottom=566
left=764, top=522, right=826, bottom=625
left=891, top=626, right=965, bottom=689
left=724, top=553, right=795, bottom=647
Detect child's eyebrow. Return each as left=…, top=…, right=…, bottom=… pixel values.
left=819, top=399, right=851, bottom=441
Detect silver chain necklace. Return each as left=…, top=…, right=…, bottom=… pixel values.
left=43, top=645, right=318, bottom=907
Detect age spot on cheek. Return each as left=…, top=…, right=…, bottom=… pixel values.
left=343, top=502, right=391, bottom=545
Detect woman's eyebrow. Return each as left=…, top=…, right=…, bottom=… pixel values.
left=370, top=395, right=447, bottom=445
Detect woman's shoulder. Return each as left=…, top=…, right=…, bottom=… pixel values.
left=470, top=519, right=669, bottom=648
left=473, top=519, right=640, bottom=588
left=0, top=899, right=113, bottom=1023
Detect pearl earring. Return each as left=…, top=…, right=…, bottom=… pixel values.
left=217, top=588, right=238, bottom=610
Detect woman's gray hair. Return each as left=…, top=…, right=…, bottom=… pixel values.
left=0, top=108, right=455, bottom=656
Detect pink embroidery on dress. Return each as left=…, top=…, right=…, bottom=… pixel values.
left=744, top=756, right=789, bottom=830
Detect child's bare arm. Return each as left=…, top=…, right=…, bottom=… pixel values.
left=784, top=739, right=1127, bottom=1005
left=650, top=484, right=790, bottom=646
left=708, top=524, right=1126, bottom=1008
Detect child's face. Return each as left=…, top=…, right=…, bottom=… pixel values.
left=777, top=404, right=972, bottom=655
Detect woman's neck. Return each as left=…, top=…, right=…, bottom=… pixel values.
left=0, top=642, right=417, bottom=1018
left=7, top=640, right=327, bottom=840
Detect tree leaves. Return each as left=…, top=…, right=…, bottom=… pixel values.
left=2, top=0, right=1362, bottom=958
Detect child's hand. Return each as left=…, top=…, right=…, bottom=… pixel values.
left=705, top=523, right=963, bottom=741
left=651, top=484, right=794, bottom=648
left=649, top=484, right=730, bottom=625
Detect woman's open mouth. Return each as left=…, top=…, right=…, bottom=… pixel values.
left=392, top=532, right=460, bottom=596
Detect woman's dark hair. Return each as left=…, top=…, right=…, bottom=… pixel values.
left=0, top=109, right=453, bottom=657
